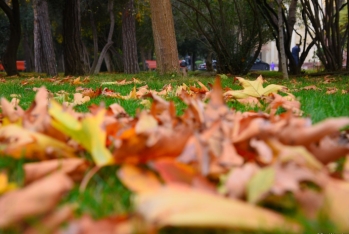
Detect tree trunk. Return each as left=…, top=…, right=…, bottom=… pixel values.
left=149, top=0, right=179, bottom=75
left=63, top=0, right=89, bottom=76
left=94, top=0, right=115, bottom=74
left=122, top=0, right=140, bottom=74
left=0, top=0, right=21, bottom=76
left=89, top=6, right=99, bottom=74
left=206, top=51, right=213, bottom=72
left=140, top=47, right=146, bottom=71
left=278, top=0, right=288, bottom=79
left=104, top=51, right=114, bottom=72
left=33, top=0, right=57, bottom=76
left=347, top=1, right=349, bottom=70
left=23, top=29, right=34, bottom=72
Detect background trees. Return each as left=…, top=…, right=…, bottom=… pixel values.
left=174, top=0, right=272, bottom=74
left=0, top=0, right=348, bottom=76
left=0, top=0, right=21, bottom=76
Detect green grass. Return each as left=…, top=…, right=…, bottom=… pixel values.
left=1, top=70, right=349, bottom=233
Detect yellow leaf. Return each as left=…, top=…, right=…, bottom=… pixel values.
left=49, top=100, right=114, bottom=166
left=135, top=185, right=301, bottom=232
left=323, top=179, right=349, bottom=232
left=0, top=124, right=76, bottom=160
left=224, top=76, right=286, bottom=99
left=0, top=173, right=17, bottom=195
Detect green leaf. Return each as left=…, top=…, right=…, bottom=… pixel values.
left=247, top=166, right=275, bottom=204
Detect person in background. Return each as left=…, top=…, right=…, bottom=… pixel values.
left=292, top=44, right=301, bottom=65
left=270, top=61, right=275, bottom=71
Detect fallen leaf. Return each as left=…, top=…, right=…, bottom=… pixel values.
left=135, top=184, right=301, bottom=232
left=0, top=124, right=77, bottom=160
left=49, top=100, right=114, bottom=166
left=117, top=164, right=162, bottom=193
left=0, top=172, right=73, bottom=228
left=0, top=172, right=17, bottom=195
left=247, top=166, right=275, bottom=204
left=24, top=158, right=89, bottom=184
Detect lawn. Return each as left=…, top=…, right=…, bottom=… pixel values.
left=0, top=70, right=349, bottom=233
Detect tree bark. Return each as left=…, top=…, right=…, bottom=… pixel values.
left=104, top=51, right=114, bottom=72
left=33, top=0, right=57, bottom=76
left=63, top=0, right=89, bottom=76
left=149, top=0, right=179, bottom=75
left=89, top=5, right=99, bottom=74
left=94, top=0, right=115, bottom=74
left=347, top=1, right=349, bottom=70
left=0, top=0, right=21, bottom=76
left=122, top=0, right=140, bottom=74
left=23, top=29, right=34, bottom=72
left=278, top=0, right=288, bottom=79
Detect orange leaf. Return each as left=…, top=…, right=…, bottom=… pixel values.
left=117, top=165, right=162, bottom=193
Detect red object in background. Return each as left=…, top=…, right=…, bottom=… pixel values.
left=0, top=61, right=26, bottom=71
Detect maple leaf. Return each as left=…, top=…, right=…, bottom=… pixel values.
left=0, top=124, right=77, bottom=160
left=117, top=164, right=162, bottom=193
left=0, top=172, right=73, bottom=228
left=135, top=184, right=301, bottom=232
left=49, top=100, right=114, bottom=166
left=224, top=76, right=287, bottom=99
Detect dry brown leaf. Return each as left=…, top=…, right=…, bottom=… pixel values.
left=326, top=87, right=338, bottom=94
left=322, top=179, right=349, bottom=232
left=224, top=163, right=259, bottom=198
left=277, top=117, right=349, bottom=146
left=301, top=85, right=320, bottom=91
left=24, top=158, right=89, bottom=184
left=60, top=214, right=137, bottom=234
left=24, top=205, right=75, bottom=234
left=0, top=172, right=73, bottom=228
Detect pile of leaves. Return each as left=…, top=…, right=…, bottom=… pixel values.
left=1, top=76, right=349, bottom=233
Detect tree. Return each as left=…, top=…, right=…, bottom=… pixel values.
left=149, top=0, right=179, bottom=75
left=93, top=0, right=115, bottom=74
left=300, top=0, right=348, bottom=71
left=0, top=0, right=21, bottom=76
left=255, top=0, right=316, bottom=74
left=122, top=0, right=140, bottom=74
left=277, top=0, right=288, bottom=79
left=63, top=0, right=89, bottom=76
left=174, top=0, right=270, bottom=74
left=33, top=0, right=57, bottom=76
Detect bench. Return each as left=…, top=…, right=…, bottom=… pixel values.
left=145, top=60, right=186, bottom=70
left=0, top=61, right=26, bottom=71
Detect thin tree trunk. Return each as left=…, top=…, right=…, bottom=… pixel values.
left=149, top=0, right=179, bottom=75
left=23, top=30, right=34, bottom=72
left=63, top=0, right=89, bottom=76
left=33, top=0, right=42, bottom=73
left=140, top=47, right=146, bottom=71
left=278, top=0, right=288, bottom=79
left=122, top=0, right=140, bottom=74
left=94, top=0, right=114, bottom=74
left=104, top=51, right=115, bottom=72
left=89, top=6, right=99, bottom=74
left=347, top=1, right=349, bottom=70
left=0, top=0, right=21, bottom=76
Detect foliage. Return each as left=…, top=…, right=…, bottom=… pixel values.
left=173, top=0, right=272, bottom=74
left=1, top=73, right=349, bottom=232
